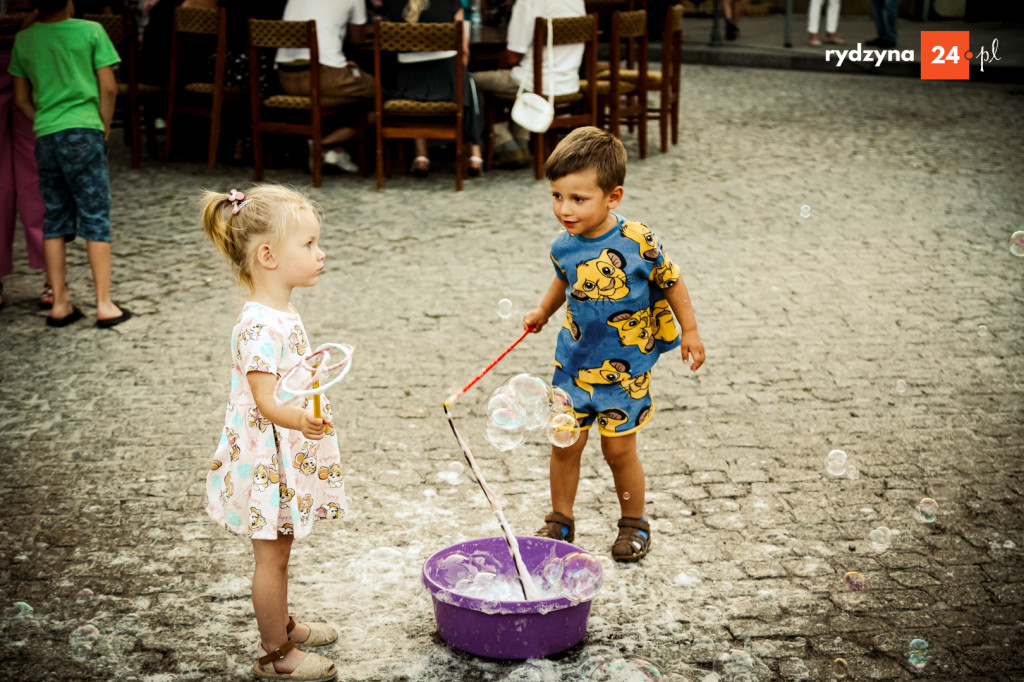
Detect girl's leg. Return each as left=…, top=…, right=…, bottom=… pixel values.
left=11, top=104, right=46, bottom=273
left=252, top=535, right=309, bottom=673
left=807, top=0, right=824, bottom=36
left=600, top=433, right=645, bottom=518
left=550, top=429, right=589, bottom=518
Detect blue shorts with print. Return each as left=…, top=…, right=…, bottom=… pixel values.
left=35, top=128, right=111, bottom=242
left=552, top=364, right=654, bottom=438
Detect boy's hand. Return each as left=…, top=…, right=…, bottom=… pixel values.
left=523, top=308, right=549, bottom=333
left=299, top=412, right=328, bottom=440
left=680, top=331, right=705, bottom=371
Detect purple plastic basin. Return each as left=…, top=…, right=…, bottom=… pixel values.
left=422, top=536, right=595, bottom=659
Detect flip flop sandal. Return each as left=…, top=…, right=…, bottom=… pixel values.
left=287, top=616, right=338, bottom=647
left=536, top=511, right=575, bottom=543
left=46, top=306, right=84, bottom=328
left=39, top=283, right=54, bottom=310
left=253, top=639, right=337, bottom=681
left=612, top=517, right=651, bottom=562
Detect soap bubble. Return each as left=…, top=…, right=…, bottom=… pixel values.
left=978, top=324, right=988, bottom=336
left=826, top=449, right=847, bottom=477
left=1009, top=230, right=1024, bottom=257
left=591, top=657, right=663, bottom=680
left=75, top=589, right=94, bottom=602
left=546, top=413, right=581, bottom=448
left=906, top=638, right=929, bottom=672
left=558, top=551, right=603, bottom=602
left=521, top=400, right=552, bottom=431
left=509, top=373, right=550, bottom=408
left=447, top=461, right=464, bottom=474
left=497, top=298, right=514, bottom=318
left=540, top=556, right=564, bottom=588
left=842, top=571, right=865, bottom=591
left=549, top=386, right=574, bottom=416
left=438, top=552, right=477, bottom=584
left=484, top=417, right=525, bottom=451
left=845, top=466, right=859, bottom=480
left=800, top=204, right=811, bottom=219
left=4, top=602, right=33, bottom=619
left=699, top=605, right=723, bottom=624
left=915, top=498, right=938, bottom=523
left=895, top=379, right=906, bottom=393
left=832, top=658, right=848, bottom=678
left=69, top=624, right=101, bottom=661
left=622, top=491, right=631, bottom=500
left=869, top=527, right=892, bottom=552
left=487, top=390, right=525, bottom=428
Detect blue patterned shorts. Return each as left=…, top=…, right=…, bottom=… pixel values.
left=552, top=364, right=654, bottom=438
left=34, top=128, right=111, bottom=242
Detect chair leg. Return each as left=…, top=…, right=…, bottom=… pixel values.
left=311, top=136, right=322, bottom=188
left=670, top=93, right=679, bottom=146
left=455, top=133, right=463, bottom=192
left=207, top=97, right=222, bottom=169
left=638, top=111, right=647, bottom=160
left=660, top=97, right=669, bottom=154
left=532, top=132, right=544, bottom=181
left=129, top=97, right=142, bottom=169
left=358, top=109, right=369, bottom=178
left=163, top=110, right=174, bottom=161
left=376, top=131, right=385, bottom=191
left=252, top=128, right=264, bottom=180
left=485, top=109, right=495, bottom=172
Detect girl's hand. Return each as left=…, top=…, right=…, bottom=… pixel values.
left=299, top=412, right=328, bottom=440
left=523, top=308, right=548, bottom=333
left=680, top=331, right=705, bottom=371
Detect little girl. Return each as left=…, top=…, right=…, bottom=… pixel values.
left=201, top=184, right=344, bottom=682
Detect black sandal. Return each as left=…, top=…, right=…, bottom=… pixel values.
left=536, top=511, right=575, bottom=543
left=612, top=517, right=651, bottom=562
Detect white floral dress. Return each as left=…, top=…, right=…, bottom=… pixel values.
left=206, top=302, right=347, bottom=540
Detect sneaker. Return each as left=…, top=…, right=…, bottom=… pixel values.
left=323, top=149, right=358, bottom=173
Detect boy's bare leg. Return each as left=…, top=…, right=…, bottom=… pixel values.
left=252, top=535, right=309, bottom=673
left=43, top=237, right=72, bottom=318
left=601, top=433, right=645, bottom=518
left=85, top=240, right=123, bottom=320
left=550, top=429, right=589, bottom=518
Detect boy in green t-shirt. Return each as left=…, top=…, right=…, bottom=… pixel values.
left=10, top=0, right=130, bottom=328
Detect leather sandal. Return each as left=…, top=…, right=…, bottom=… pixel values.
left=536, top=511, right=575, bottom=543
left=287, top=616, right=338, bottom=647
left=468, top=155, right=483, bottom=178
left=253, top=639, right=337, bottom=681
left=612, top=517, right=651, bottom=562
left=410, top=156, right=430, bottom=178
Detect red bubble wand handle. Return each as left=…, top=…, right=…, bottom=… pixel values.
left=445, top=327, right=531, bottom=407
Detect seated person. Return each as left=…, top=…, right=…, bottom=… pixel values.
left=276, top=0, right=375, bottom=172
left=383, top=0, right=485, bottom=177
left=472, top=0, right=584, bottom=168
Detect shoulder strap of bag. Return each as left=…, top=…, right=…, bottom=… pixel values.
left=513, top=16, right=556, bottom=106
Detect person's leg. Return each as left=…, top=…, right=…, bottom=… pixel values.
left=252, top=535, right=310, bottom=674
left=550, top=429, right=589, bottom=520
left=807, top=0, right=823, bottom=41
left=0, top=68, right=16, bottom=281
left=883, top=0, right=898, bottom=43
left=825, top=0, right=842, bottom=37
left=870, top=0, right=885, bottom=40
left=62, top=130, right=123, bottom=321
left=34, top=132, right=77, bottom=320
left=12, top=107, right=48, bottom=275
left=600, top=433, right=645, bottom=518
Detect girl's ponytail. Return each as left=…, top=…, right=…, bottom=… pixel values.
left=200, top=190, right=238, bottom=262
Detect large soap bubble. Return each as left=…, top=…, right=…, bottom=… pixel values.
left=546, top=413, right=581, bottom=448
left=558, top=551, right=603, bottom=603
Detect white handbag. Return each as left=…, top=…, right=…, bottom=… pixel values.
left=510, top=17, right=555, bottom=133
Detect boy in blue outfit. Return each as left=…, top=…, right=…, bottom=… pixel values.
left=524, top=126, right=705, bottom=562
left=10, top=0, right=130, bottom=328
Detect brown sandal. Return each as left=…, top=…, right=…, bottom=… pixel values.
left=612, top=517, right=651, bottom=562
left=536, top=511, right=575, bottom=543
left=253, top=638, right=337, bottom=681
left=287, top=616, right=338, bottom=647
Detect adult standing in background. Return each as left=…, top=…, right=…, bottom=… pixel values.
left=721, top=0, right=740, bottom=40
left=276, top=0, right=375, bottom=173
left=807, top=0, right=842, bottom=46
left=866, top=0, right=898, bottom=48
left=0, top=0, right=49, bottom=311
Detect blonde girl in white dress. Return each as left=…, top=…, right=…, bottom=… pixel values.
left=201, top=185, right=345, bottom=682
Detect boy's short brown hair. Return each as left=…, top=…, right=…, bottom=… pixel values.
left=544, top=126, right=627, bottom=193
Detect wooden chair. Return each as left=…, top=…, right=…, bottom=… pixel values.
left=527, top=14, right=599, bottom=180
left=85, top=13, right=167, bottom=168
left=602, top=3, right=682, bottom=153
left=372, top=18, right=466, bottom=191
left=591, top=9, right=648, bottom=158
left=164, top=6, right=244, bottom=167
left=247, top=19, right=366, bottom=188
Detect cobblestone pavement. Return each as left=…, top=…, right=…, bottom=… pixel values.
left=0, top=65, right=1022, bottom=681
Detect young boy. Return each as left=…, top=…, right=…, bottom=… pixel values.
left=524, top=126, right=705, bottom=562
left=10, top=0, right=130, bottom=327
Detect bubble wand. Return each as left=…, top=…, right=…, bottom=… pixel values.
left=442, top=328, right=541, bottom=601
left=275, top=343, right=354, bottom=409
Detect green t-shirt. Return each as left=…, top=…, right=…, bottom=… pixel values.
left=8, top=19, right=121, bottom=137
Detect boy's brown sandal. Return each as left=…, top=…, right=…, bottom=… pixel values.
left=535, top=511, right=575, bottom=543
left=253, top=639, right=337, bottom=681
left=287, top=616, right=338, bottom=647
left=612, top=517, right=651, bottom=562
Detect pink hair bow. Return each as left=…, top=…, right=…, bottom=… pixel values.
left=228, top=189, right=251, bottom=215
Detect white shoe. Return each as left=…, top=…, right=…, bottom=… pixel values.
left=323, top=149, right=358, bottom=173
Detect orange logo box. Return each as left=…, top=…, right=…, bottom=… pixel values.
left=921, top=31, right=971, bottom=80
